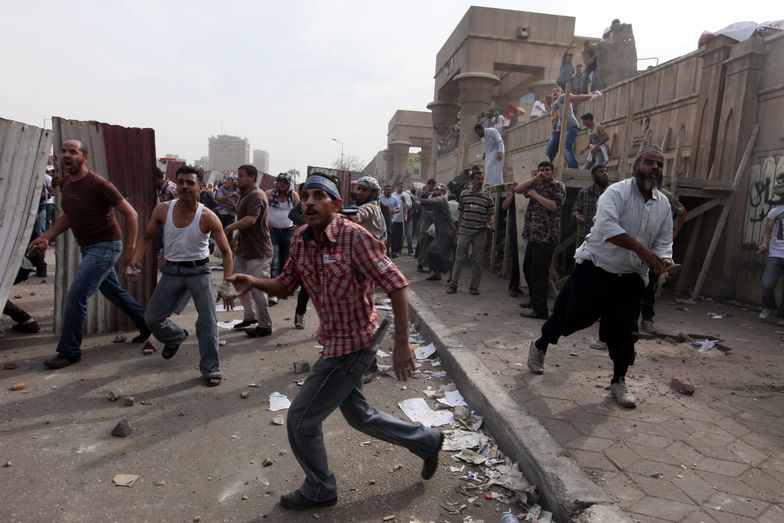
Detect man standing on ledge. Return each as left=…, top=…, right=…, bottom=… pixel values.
left=30, top=139, right=150, bottom=369
left=129, top=166, right=234, bottom=387
left=227, top=173, right=443, bottom=510
left=474, top=123, right=504, bottom=186
left=527, top=145, right=675, bottom=408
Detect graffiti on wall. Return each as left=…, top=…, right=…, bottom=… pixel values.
left=743, top=155, right=784, bottom=245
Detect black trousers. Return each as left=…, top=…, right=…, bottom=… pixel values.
left=540, top=261, right=645, bottom=379
left=523, top=241, right=556, bottom=316
left=641, top=269, right=658, bottom=321
left=391, top=222, right=404, bottom=255
left=3, top=301, right=31, bottom=324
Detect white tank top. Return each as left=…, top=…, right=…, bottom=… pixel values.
left=268, top=199, right=294, bottom=229
left=163, top=201, right=211, bottom=261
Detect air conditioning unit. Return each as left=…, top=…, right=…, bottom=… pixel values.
left=517, top=26, right=529, bottom=39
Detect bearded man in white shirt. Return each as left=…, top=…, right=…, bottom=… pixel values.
left=526, top=145, right=677, bottom=408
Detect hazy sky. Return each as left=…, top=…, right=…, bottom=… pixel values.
left=4, top=1, right=779, bottom=175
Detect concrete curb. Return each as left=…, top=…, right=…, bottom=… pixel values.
left=407, top=289, right=631, bottom=523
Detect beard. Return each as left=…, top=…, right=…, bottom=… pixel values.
left=593, top=175, right=608, bottom=188
left=634, top=169, right=661, bottom=192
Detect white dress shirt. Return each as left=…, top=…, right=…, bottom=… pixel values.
left=575, top=178, right=673, bottom=284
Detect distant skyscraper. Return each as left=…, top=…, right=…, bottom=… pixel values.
left=195, top=156, right=209, bottom=169
left=208, top=135, right=249, bottom=172
left=253, top=149, right=269, bottom=174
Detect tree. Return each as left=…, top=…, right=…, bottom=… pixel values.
left=287, top=168, right=301, bottom=184
left=332, top=155, right=365, bottom=172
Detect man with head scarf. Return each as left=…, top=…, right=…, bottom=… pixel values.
left=349, top=176, right=387, bottom=242
left=227, top=173, right=444, bottom=510
left=419, top=184, right=457, bottom=281
left=526, top=145, right=676, bottom=408
left=266, top=172, right=301, bottom=305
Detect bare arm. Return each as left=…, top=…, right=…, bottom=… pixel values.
left=513, top=174, right=542, bottom=195
left=130, top=203, right=168, bottom=269
left=389, top=287, right=415, bottom=381
left=115, top=198, right=140, bottom=265
left=225, top=215, right=257, bottom=235
left=757, top=218, right=775, bottom=254
left=501, top=190, right=515, bottom=211
left=30, top=214, right=72, bottom=249
left=225, top=273, right=292, bottom=298
left=205, top=210, right=233, bottom=278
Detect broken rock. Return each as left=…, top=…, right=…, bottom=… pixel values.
left=112, top=473, right=139, bottom=487
left=670, top=377, right=695, bottom=395
left=3, top=362, right=17, bottom=370
left=111, top=419, right=134, bottom=438
left=112, top=335, right=127, bottom=343
left=240, top=391, right=250, bottom=399
left=293, top=360, right=310, bottom=374
left=9, top=383, right=25, bottom=391
left=142, top=341, right=156, bottom=355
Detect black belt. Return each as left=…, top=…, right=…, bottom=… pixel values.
left=165, top=258, right=209, bottom=267
left=273, top=226, right=294, bottom=231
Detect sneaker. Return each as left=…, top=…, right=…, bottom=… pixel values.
left=246, top=326, right=272, bottom=338
left=590, top=339, right=608, bottom=350
left=611, top=379, right=637, bottom=408
left=269, top=296, right=279, bottom=306
left=12, top=320, right=40, bottom=334
left=527, top=340, right=545, bottom=374
left=469, top=288, right=480, bottom=295
left=446, top=286, right=457, bottom=294
left=44, top=354, right=81, bottom=369
left=640, top=319, right=655, bottom=333
left=280, top=490, right=337, bottom=511
left=233, top=319, right=258, bottom=329
left=421, top=432, right=445, bottom=480
left=294, top=313, right=305, bottom=330
left=759, top=308, right=773, bottom=320
left=508, top=287, right=522, bottom=297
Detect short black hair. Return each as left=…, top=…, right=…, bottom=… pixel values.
left=426, top=178, right=437, bottom=185
left=470, top=169, right=484, bottom=179
left=591, top=165, right=607, bottom=176
left=474, top=123, right=484, bottom=132
left=581, top=113, right=594, bottom=122
left=154, top=167, right=164, bottom=179
left=537, top=161, right=555, bottom=171
left=238, top=164, right=258, bottom=180
left=176, top=165, right=200, bottom=177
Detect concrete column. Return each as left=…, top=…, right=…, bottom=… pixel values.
left=388, top=140, right=412, bottom=186
left=420, top=144, right=434, bottom=181
left=454, top=72, right=501, bottom=171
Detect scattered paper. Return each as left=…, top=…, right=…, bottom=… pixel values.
left=217, top=319, right=243, bottom=329
left=443, top=430, right=489, bottom=451
left=414, top=343, right=437, bottom=360
left=377, top=349, right=390, bottom=358
left=453, top=449, right=486, bottom=465
left=113, top=474, right=140, bottom=487
left=698, top=339, right=720, bottom=352
left=268, top=392, right=291, bottom=412
left=271, top=416, right=285, bottom=425
left=398, top=398, right=454, bottom=427
left=376, top=304, right=393, bottom=311
left=450, top=465, right=465, bottom=473
left=437, top=389, right=468, bottom=408
left=707, top=312, right=722, bottom=319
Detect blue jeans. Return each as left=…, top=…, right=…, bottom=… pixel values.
left=145, top=264, right=221, bottom=378
left=287, top=347, right=440, bottom=502
left=545, top=125, right=579, bottom=168
left=270, top=227, right=293, bottom=277
left=57, top=240, right=147, bottom=358
left=761, top=256, right=784, bottom=317
left=404, top=221, right=413, bottom=254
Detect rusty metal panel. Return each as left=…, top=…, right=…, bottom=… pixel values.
left=259, top=173, right=276, bottom=191
left=52, top=118, right=157, bottom=335
left=0, top=118, right=51, bottom=313
left=306, top=166, right=351, bottom=201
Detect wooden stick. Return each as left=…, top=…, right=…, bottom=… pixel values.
left=690, top=124, right=759, bottom=301
left=675, top=214, right=703, bottom=296
left=554, top=82, right=571, bottom=180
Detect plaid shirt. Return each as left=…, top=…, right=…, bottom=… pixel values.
left=157, top=179, right=178, bottom=202
left=523, top=180, right=565, bottom=244
left=279, top=215, right=407, bottom=357
left=573, top=185, right=601, bottom=226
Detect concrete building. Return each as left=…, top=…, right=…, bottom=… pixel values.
left=252, top=149, right=269, bottom=174
left=208, top=134, right=249, bottom=172
left=194, top=156, right=209, bottom=169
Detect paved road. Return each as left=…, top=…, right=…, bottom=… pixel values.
left=397, top=254, right=784, bottom=523
left=0, top=253, right=530, bottom=522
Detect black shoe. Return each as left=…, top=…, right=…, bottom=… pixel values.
left=162, top=330, right=188, bottom=359
left=246, top=326, right=272, bottom=338
left=44, top=354, right=81, bottom=369
left=508, top=287, right=522, bottom=297
left=131, top=328, right=151, bottom=343
left=12, top=320, right=40, bottom=333
left=36, top=269, right=47, bottom=278
left=518, top=300, right=532, bottom=308
left=233, top=319, right=258, bottom=329
left=520, top=309, right=548, bottom=320
left=280, top=490, right=337, bottom=511
left=391, top=253, right=398, bottom=259
left=421, top=432, right=445, bottom=480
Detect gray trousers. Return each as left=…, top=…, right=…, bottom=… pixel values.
left=287, top=346, right=440, bottom=502
left=449, top=230, right=486, bottom=290
left=234, top=255, right=272, bottom=328
left=145, top=264, right=220, bottom=378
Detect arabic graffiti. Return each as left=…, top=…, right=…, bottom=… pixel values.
left=743, top=156, right=784, bottom=245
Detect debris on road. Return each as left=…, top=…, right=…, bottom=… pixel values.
left=111, top=419, right=134, bottom=438
left=112, top=473, right=139, bottom=487
left=240, top=391, right=250, bottom=399
left=271, top=416, right=285, bottom=425
left=293, top=360, right=310, bottom=374
left=262, top=457, right=273, bottom=467
left=3, top=362, right=17, bottom=370
left=268, top=392, right=291, bottom=411
left=142, top=341, right=156, bottom=355
left=9, top=383, right=25, bottom=391
left=107, top=391, right=120, bottom=402
left=670, top=377, right=695, bottom=395
left=398, top=397, right=454, bottom=427
left=414, top=342, right=437, bottom=359
left=112, top=335, right=127, bottom=343
left=123, top=396, right=135, bottom=406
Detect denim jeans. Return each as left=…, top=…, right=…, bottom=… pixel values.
left=404, top=221, right=413, bottom=254
left=270, top=227, right=293, bottom=277
left=761, top=256, right=784, bottom=317
left=545, top=125, right=579, bottom=168
left=287, top=347, right=440, bottom=502
left=57, top=240, right=147, bottom=357
left=145, top=264, right=221, bottom=378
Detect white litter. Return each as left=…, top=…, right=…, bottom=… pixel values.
left=377, top=349, right=390, bottom=358
left=376, top=304, right=393, bottom=311
left=268, top=392, right=291, bottom=412
left=452, top=449, right=486, bottom=465
left=698, top=339, right=720, bottom=352
left=707, top=312, right=722, bottom=319
left=442, top=429, right=489, bottom=451
left=414, top=342, right=437, bottom=359
left=398, top=398, right=454, bottom=427
left=437, top=389, right=468, bottom=408
left=217, top=319, right=243, bottom=329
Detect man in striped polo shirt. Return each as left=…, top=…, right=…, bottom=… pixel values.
left=447, top=168, right=494, bottom=295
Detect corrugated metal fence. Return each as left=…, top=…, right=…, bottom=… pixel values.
left=0, top=118, right=51, bottom=313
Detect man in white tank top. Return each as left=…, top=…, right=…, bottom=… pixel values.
left=129, top=166, right=235, bottom=387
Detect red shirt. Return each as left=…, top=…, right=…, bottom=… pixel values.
left=279, top=216, right=407, bottom=357
left=60, top=171, right=124, bottom=246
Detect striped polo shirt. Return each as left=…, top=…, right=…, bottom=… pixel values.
left=458, top=189, right=493, bottom=235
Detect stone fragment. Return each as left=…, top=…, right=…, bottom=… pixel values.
left=3, top=362, right=17, bottom=370
left=670, top=377, right=695, bottom=395
left=262, top=457, right=273, bottom=467
left=123, top=396, right=135, bottom=406
left=142, top=341, right=156, bottom=355
left=9, top=383, right=25, bottom=391
left=240, top=391, right=250, bottom=399
left=111, top=419, right=134, bottom=437
left=271, top=416, right=284, bottom=425
left=112, top=335, right=127, bottom=343
left=293, top=360, right=310, bottom=374
left=107, top=391, right=120, bottom=402
left=112, top=473, right=139, bottom=486
left=452, top=406, right=470, bottom=421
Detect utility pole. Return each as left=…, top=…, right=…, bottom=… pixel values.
left=331, top=138, right=345, bottom=169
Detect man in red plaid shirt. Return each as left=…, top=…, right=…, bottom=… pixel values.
left=228, top=173, right=444, bottom=511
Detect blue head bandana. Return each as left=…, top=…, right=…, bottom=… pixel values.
left=303, top=174, right=341, bottom=200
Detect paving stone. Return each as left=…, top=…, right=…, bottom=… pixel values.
left=672, top=469, right=718, bottom=505
left=727, top=439, right=768, bottom=466
left=627, top=432, right=674, bottom=449
left=759, top=504, right=784, bottom=523
left=539, top=418, right=581, bottom=446
left=627, top=472, right=695, bottom=504
left=704, top=491, right=769, bottom=518
left=627, top=444, right=684, bottom=467
left=703, top=507, right=764, bottom=523
left=604, top=443, right=641, bottom=470
left=713, top=416, right=752, bottom=438
left=565, top=435, right=615, bottom=453
left=666, top=440, right=703, bottom=466
left=693, top=457, right=749, bottom=477
left=737, top=468, right=784, bottom=502
left=630, top=496, right=696, bottom=521
left=693, top=470, right=763, bottom=499
left=571, top=449, right=618, bottom=472
left=680, top=510, right=719, bottom=523
left=627, top=460, right=685, bottom=480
